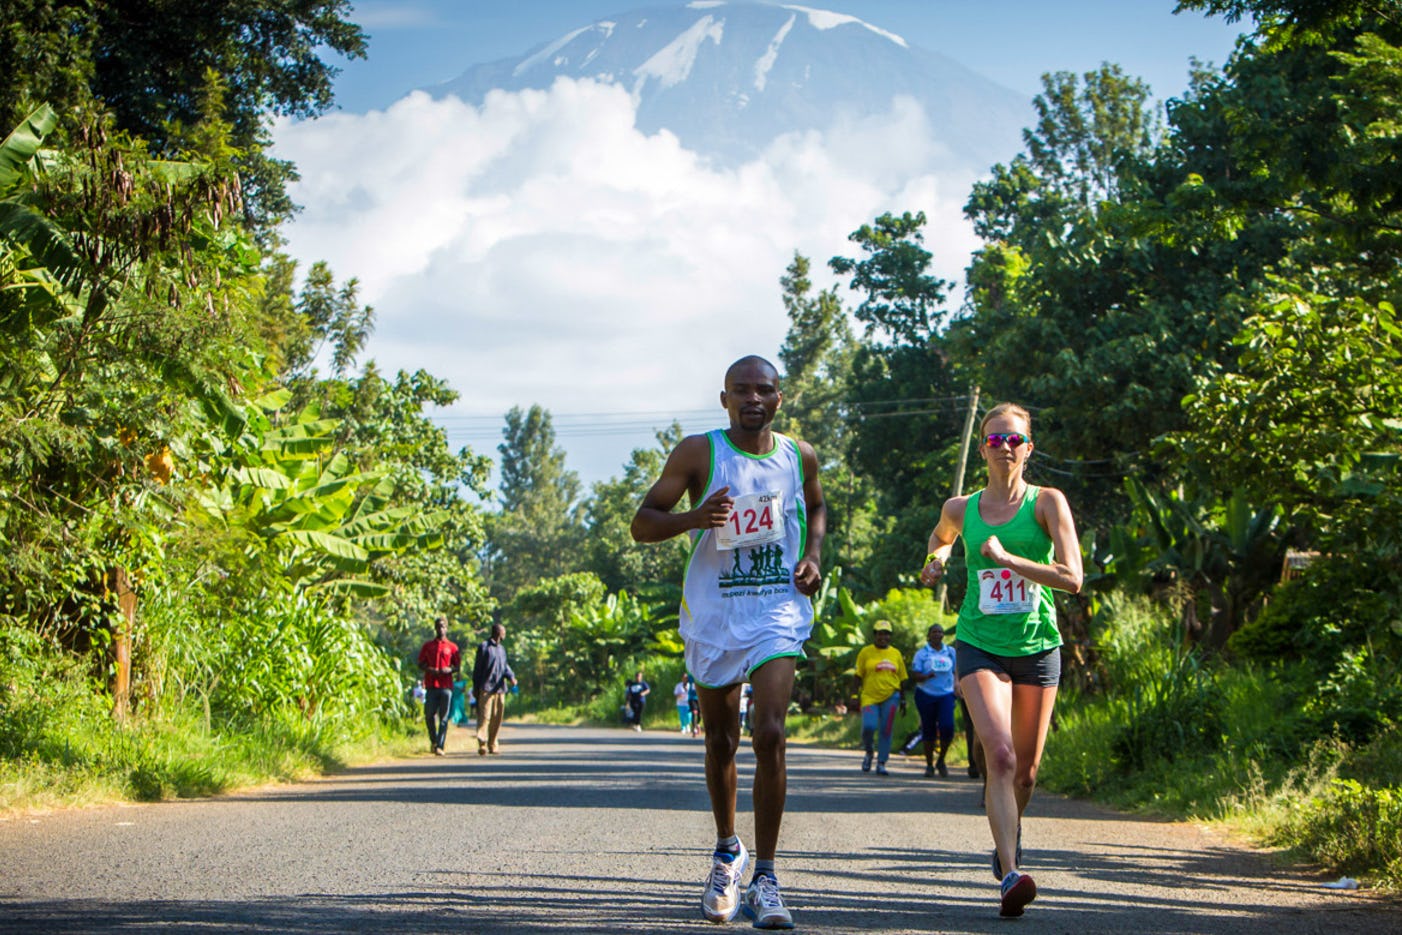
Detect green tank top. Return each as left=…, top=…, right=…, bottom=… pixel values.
left=956, top=485, right=1061, bottom=657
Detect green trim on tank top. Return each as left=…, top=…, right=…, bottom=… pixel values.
left=718, top=428, right=783, bottom=460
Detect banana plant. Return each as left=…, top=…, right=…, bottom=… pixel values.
left=1121, top=477, right=1284, bottom=648
left=188, top=389, right=443, bottom=597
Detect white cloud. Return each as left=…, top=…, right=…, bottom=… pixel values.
left=271, top=77, right=979, bottom=485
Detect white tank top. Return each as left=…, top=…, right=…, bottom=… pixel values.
left=679, top=429, right=814, bottom=649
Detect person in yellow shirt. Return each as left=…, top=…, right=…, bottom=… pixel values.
left=851, top=620, right=908, bottom=776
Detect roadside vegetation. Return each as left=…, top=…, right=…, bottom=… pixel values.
left=2, top=0, right=1398, bottom=895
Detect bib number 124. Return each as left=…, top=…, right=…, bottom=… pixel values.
left=715, top=491, right=785, bottom=550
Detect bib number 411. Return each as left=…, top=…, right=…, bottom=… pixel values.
left=978, top=568, right=1037, bottom=614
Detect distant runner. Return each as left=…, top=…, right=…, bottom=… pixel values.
left=851, top=620, right=907, bottom=776
left=910, top=623, right=958, bottom=778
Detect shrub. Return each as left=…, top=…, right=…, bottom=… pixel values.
left=1275, top=779, right=1402, bottom=885
left=1110, top=648, right=1223, bottom=772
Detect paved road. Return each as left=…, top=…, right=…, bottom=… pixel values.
left=1, top=723, right=1396, bottom=934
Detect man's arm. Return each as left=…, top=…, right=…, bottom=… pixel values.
left=472, top=642, right=486, bottom=691
left=793, top=439, right=825, bottom=596
left=631, top=435, right=732, bottom=543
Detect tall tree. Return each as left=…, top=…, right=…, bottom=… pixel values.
left=487, top=405, right=585, bottom=600
left=829, top=213, right=965, bottom=595
left=774, top=252, right=853, bottom=454
left=0, top=0, right=367, bottom=233
left=771, top=252, right=878, bottom=583
left=580, top=424, right=686, bottom=595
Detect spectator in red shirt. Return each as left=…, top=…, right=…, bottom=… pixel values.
left=417, top=617, right=460, bottom=755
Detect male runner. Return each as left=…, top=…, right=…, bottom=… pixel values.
left=632, top=355, right=824, bottom=930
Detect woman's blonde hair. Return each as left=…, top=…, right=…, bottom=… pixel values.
left=979, top=401, right=1032, bottom=438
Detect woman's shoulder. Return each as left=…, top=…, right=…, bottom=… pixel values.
left=942, top=493, right=974, bottom=520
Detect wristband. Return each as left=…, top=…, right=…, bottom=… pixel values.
left=924, top=553, right=941, bottom=567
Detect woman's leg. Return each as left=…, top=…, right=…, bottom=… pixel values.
left=915, top=691, right=939, bottom=770
left=1009, top=683, right=1058, bottom=817
left=959, top=669, right=1019, bottom=875
left=935, top=693, right=956, bottom=767
left=876, top=696, right=899, bottom=764
left=860, top=702, right=879, bottom=755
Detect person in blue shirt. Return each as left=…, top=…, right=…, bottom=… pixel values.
left=472, top=623, right=517, bottom=755
left=910, top=623, right=959, bottom=778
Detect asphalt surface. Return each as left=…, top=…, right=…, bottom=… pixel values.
left=1, top=722, right=1397, bottom=934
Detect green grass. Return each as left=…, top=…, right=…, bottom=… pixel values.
left=0, top=697, right=421, bottom=815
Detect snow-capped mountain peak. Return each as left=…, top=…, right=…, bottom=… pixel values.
left=431, top=1, right=1028, bottom=170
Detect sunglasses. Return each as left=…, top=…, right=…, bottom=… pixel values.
left=984, top=433, right=1030, bottom=449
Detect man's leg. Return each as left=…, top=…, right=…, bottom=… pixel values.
left=747, top=655, right=797, bottom=862
left=487, top=692, right=505, bottom=752
left=475, top=691, right=490, bottom=753
left=435, top=695, right=450, bottom=750
left=696, top=682, right=743, bottom=838
left=425, top=688, right=450, bottom=751
left=424, top=691, right=437, bottom=749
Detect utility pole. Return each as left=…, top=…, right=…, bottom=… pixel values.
left=938, top=386, right=980, bottom=612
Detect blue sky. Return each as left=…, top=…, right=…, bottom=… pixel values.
left=275, top=2, right=1251, bottom=491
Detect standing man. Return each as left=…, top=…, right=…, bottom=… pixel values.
left=472, top=623, right=517, bottom=756
left=632, top=355, right=825, bottom=930
left=851, top=620, right=907, bottom=776
left=417, top=617, right=460, bottom=755
left=910, top=623, right=959, bottom=777
left=625, top=670, right=651, bottom=732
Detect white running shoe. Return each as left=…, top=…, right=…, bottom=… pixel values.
left=701, top=841, right=749, bottom=923
left=742, top=873, right=794, bottom=929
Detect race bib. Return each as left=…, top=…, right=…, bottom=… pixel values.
left=715, top=491, right=785, bottom=550
left=978, top=568, right=1037, bottom=615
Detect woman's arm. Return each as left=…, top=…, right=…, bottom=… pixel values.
left=918, top=496, right=968, bottom=586
left=981, top=487, right=1083, bottom=594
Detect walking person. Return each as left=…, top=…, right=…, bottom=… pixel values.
left=675, top=674, right=695, bottom=734
left=625, top=671, right=650, bottom=732
left=416, top=617, right=459, bottom=755
left=851, top=620, right=907, bottom=776
left=920, top=402, right=1083, bottom=918
left=632, top=354, right=825, bottom=929
left=687, top=677, right=702, bottom=737
left=472, top=623, right=517, bottom=756
left=910, top=623, right=959, bottom=778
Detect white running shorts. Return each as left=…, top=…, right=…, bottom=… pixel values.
left=686, top=635, right=806, bottom=689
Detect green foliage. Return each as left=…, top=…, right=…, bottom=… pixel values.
left=1275, top=779, right=1402, bottom=884
left=1110, top=648, right=1224, bottom=771
left=0, top=0, right=369, bottom=232
left=1230, top=555, right=1402, bottom=673
left=774, top=251, right=854, bottom=456
left=580, top=425, right=686, bottom=594
left=488, top=404, right=585, bottom=599
left=829, top=210, right=949, bottom=345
